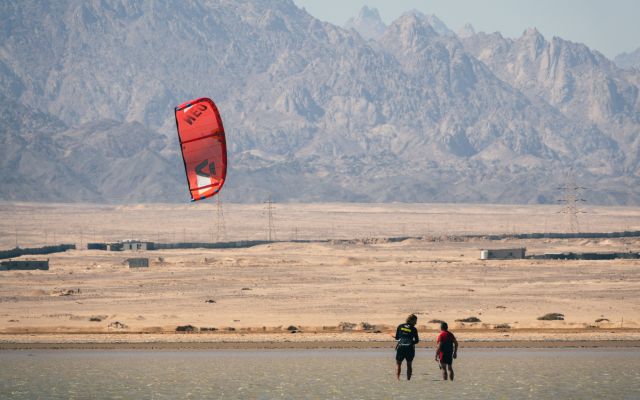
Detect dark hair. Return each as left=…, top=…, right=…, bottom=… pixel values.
left=406, top=314, right=418, bottom=324
left=440, top=322, right=448, bottom=331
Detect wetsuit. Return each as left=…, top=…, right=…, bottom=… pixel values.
left=437, top=330, right=456, bottom=365
left=395, top=323, right=419, bottom=362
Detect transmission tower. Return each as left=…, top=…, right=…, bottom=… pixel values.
left=265, top=196, right=276, bottom=242
left=557, top=172, right=587, bottom=233
left=216, top=195, right=227, bottom=241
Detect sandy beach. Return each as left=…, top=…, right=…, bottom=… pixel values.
left=1, top=202, right=639, bottom=349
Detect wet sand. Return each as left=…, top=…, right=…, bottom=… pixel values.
left=2, top=332, right=640, bottom=350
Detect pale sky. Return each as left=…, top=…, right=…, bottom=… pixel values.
left=293, top=0, right=640, bottom=59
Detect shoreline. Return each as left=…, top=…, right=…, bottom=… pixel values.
left=2, top=341, right=640, bottom=351
left=2, top=329, right=640, bottom=350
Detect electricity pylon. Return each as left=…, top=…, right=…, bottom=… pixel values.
left=265, top=196, right=276, bottom=242
left=557, top=172, right=587, bottom=233
left=216, top=195, right=226, bottom=241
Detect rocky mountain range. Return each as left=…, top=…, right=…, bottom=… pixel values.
left=1, top=1, right=639, bottom=205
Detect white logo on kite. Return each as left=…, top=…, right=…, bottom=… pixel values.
left=195, top=159, right=216, bottom=194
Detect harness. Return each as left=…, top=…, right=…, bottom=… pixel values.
left=397, top=324, right=415, bottom=347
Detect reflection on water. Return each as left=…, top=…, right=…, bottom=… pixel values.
left=1, top=348, right=639, bottom=399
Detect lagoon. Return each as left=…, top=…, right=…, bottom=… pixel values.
left=1, top=348, right=639, bottom=399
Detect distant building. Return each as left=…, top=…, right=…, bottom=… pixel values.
left=0, top=260, right=49, bottom=271
left=122, top=241, right=148, bottom=251
left=480, top=248, right=526, bottom=260
left=127, top=258, right=149, bottom=268
left=108, top=240, right=155, bottom=251
left=530, top=251, right=640, bottom=260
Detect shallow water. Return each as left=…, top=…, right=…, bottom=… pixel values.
left=1, top=348, right=639, bottom=399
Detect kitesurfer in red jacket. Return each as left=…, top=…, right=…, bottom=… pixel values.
left=435, top=321, right=458, bottom=381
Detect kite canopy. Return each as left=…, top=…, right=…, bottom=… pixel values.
left=174, top=97, right=227, bottom=201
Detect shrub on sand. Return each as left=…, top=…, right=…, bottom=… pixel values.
left=339, top=322, right=356, bottom=331
left=108, top=321, right=128, bottom=329
left=359, top=322, right=374, bottom=330
left=176, top=325, right=198, bottom=332
left=200, top=327, right=218, bottom=332
left=455, top=317, right=481, bottom=323
left=537, top=313, right=564, bottom=321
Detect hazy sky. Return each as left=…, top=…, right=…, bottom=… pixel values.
left=293, top=0, right=640, bottom=59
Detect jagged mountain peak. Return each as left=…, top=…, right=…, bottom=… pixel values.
left=515, top=28, right=611, bottom=68
left=392, top=9, right=454, bottom=37
left=457, top=23, right=476, bottom=38
left=356, top=5, right=382, bottom=20
left=519, top=27, right=547, bottom=53
left=344, top=5, right=386, bottom=41
left=522, top=27, right=543, bottom=37
left=382, top=11, right=441, bottom=50
left=424, top=14, right=454, bottom=36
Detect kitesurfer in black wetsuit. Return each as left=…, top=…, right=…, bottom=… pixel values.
left=391, top=314, right=419, bottom=380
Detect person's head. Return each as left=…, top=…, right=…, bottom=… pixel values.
left=440, top=322, right=448, bottom=331
left=406, top=314, right=418, bottom=326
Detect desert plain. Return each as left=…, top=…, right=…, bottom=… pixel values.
left=1, top=201, right=639, bottom=349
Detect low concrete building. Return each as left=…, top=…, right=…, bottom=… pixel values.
left=0, top=260, right=49, bottom=271
left=480, top=248, right=526, bottom=260
left=530, top=251, right=640, bottom=260
left=122, top=241, right=147, bottom=251
left=109, top=240, right=155, bottom=251
left=107, top=243, right=123, bottom=251
left=127, top=258, right=149, bottom=268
